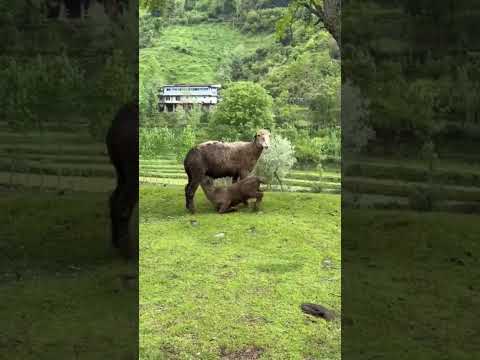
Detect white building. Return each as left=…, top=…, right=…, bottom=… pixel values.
left=158, top=84, right=221, bottom=112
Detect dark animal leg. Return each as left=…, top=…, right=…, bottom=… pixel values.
left=185, top=177, right=200, bottom=214
left=109, top=187, right=121, bottom=248
left=118, top=168, right=138, bottom=260
left=109, top=158, right=126, bottom=248
left=218, top=201, right=236, bottom=214
left=106, top=102, right=139, bottom=261
left=253, top=191, right=263, bottom=211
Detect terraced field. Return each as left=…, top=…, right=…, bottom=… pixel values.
left=0, top=122, right=115, bottom=192
left=343, top=157, right=480, bottom=212
left=139, top=156, right=341, bottom=194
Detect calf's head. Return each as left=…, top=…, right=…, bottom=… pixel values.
left=254, top=129, right=271, bottom=149
left=201, top=176, right=215, bottom=190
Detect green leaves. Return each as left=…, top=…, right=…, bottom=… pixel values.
left=89, top=50, right=136, bottom=141
left=255, top=134, right=297, bottom=188
left=210, top=81, right=274, bottom=141
left=0, top=54, right=85, bottom=131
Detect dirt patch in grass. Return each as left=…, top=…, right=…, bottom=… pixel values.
left=220, top=346, right=264, bottom=359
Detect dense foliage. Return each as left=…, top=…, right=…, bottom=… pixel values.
left=255, top=134, right=297, bottom=187
left=342, top=1, right=480, bottom=156
left=1, top=1, right=137, bottom=139
left=209, top=81, right=274, bottom=141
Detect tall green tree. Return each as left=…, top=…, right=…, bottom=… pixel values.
left=280, top=0, right=341, bottom=46
left=210, top=81, right=274, bottom=140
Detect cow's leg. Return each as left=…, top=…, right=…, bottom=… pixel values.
left=109, top=187, right=121, bottom=248
left=185, top=175, right=201, bottom=214
left=109, top=159, right=126, bottom=248
left=119, top=170, right=139, bottom=260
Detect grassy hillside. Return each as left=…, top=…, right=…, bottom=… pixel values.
left=140, top=23, right=272, bottom=85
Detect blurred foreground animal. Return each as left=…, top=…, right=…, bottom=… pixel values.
left=105, top=102, right=138, bottom=260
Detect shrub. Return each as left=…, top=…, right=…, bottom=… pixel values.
left=255, top=134, right=296, bottom=190
left=90, top=50, right=135, bottom=141
left=342, top=81, right=375, bottom=155
left=408, top=186, right=437, bottom=212
left=294, top=138, right=320, bottom=166
left=173, top=125, right=197, bottom=163
left=320, top=127, right=341, bottom=158
left=241, top=8, right=286, bottom=34
left=140, top=14, right=162, bottom=48
left=140, top=127, right=174, bottom=159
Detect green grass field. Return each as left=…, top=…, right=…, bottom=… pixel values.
left=342, top=209, right=480, bottom=359
left=0, top=190, right=137, bottom=359
left=140, top=184, right=341, bottom=359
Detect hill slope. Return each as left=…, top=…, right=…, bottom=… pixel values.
left=140, top=23, right=272, bottom=85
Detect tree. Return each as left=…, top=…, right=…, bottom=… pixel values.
left=210, top=81, right=274, bottom=141
left=282, top=0, right=341, bottom=47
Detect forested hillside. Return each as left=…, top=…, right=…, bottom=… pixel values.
left=139, top=0, right=340, bottom=168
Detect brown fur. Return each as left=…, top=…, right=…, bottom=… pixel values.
left=184, top=129, right=270, bottom=213
left=200, top=176, right=266, bottom=213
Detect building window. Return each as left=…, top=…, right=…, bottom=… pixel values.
left=176, top=96, right=181, bottom=101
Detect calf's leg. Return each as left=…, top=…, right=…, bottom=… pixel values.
left=218, top=201, right=236, bottom=214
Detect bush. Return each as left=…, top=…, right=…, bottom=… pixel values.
left=0, top=54, right=85, bottom=131
left=408, top=186, right=437, bottom=212
left=320, top=127, right=341, bottom=159
left=140, top=127, right=174, bottom=159
left=255, top=134, right=296, bottom=190
left=241, top=8, right=286, bottom=34
left=294, top=137, right=321, bottom=166
left=342, top=81, right=375, bottom=155
left=140, top=125, right=197, bottom=163
left=90, top=50, right=136, bottom=141
left=173, top=125, right=197, bottom=163
left=140, top=14, right=162, bottom=48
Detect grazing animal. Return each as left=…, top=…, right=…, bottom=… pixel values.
left=200, top=176, right=265, bottom=213
left=105, top=102, right=139, bottom=260
left=184, top=129, right=271, bottom=213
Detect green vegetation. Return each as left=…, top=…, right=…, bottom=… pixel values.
left=140, top=23, right=268, bottom=85
left=139, top=1, right=341, bottom=172
left=140, top=185, right=341, bottom=359
left=0, top=191, right=136, bottom=359
left=210, top=81, right=274, bottom=140
left=343, top=209, right=479, bottom=359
